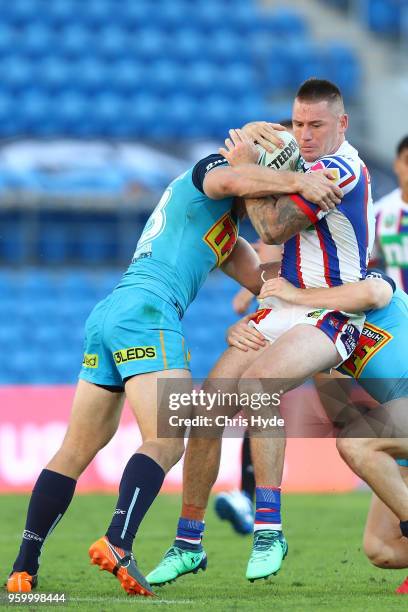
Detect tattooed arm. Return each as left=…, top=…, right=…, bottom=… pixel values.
left=245, top=195, right=312, bottom=245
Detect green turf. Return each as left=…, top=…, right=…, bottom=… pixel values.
left=0, top=492, right=407, bottom=611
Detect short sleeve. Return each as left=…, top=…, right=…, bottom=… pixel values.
left=192, top=154, right=228, bottom=194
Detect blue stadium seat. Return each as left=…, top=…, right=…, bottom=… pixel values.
left=46, top=0, right=74, bottom=27
left=95, top=26, right=128, bottom=60
left=37, top=57, right=72, bottom=92
left=0, top=24, right=16, bottom=57
left=72, top=58, right=106, bottom=93
left=92, top=92, right=123, bottom=126
left=53, top=91, right=89, bottom=132
left=128, top=28, right=167, bottom=61
left=37, top=224, right=71, bottom=264
left=0, top=57, right=32, bottom=91
left=265, top=7, right=308, bottom=38
left=82, top=0, right=116, bottom=28
left=108, top=59, right=146, bottom=94
left=6, top=0, right=38, bottom=25
left=207, top=31, right=247, bottom=64
left=323, top=43, right=361, bottom=98
left=21, top=23, right=54, bottom=58
left=364, top=0, right=401, bottom=35
left=171, top=28, right=206, bottom=62
left=59, top=25, right=92, bottom=58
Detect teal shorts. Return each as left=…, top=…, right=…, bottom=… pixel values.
left=397, top=459, right=408, bottom=467
left=79, top=287, right=190, bottom=388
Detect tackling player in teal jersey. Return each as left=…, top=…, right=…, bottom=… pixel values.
left=6, top=129, right=341, bottom=595
left=256, top=270, right=408, bottom=595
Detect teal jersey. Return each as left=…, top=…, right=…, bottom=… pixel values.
left=116, top=155, right=239, bottom=315
left=340, top=286, right=408, bottom=402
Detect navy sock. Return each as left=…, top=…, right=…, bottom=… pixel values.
left=13, top=469, right=76, bottom=575
left=106, top=453, right=165, bottom=551
left=400, top=520, right=408, bottom=538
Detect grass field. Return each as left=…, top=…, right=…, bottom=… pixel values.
left=0, top=492, right=407, bottom=611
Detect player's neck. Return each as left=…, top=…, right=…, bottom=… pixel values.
left=401, top=189, right=408, bottom=204
left=327, top=136, right=346, bottom=156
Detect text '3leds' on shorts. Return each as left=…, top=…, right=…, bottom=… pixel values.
left=79, top=287, right=190, bottom=389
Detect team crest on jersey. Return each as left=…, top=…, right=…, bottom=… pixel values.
left=310, top=157, right=355, bottom=188
left=341, top=323, right=392, bottom=378
left=203, top=212, right=238, bottom=266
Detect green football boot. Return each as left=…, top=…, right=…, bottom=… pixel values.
left=246, top=530, right=288, bottom=582
left=146, top=545, right=207, bottom=586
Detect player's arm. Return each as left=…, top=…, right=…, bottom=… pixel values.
left=245, top=195, right=315, bottom=245
left=220, top=237, right=263, bottom=294
left=201, top=130, right=342, bottom=206
left=259, top=276, right=394, bottom=312
left=203, top=164, right=312, bottom=200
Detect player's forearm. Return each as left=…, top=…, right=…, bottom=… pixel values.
left=245, top=195, right=308, bottom=245
left=225, top=166, right=301, bottom=199
left=289, top=280, right=390, bottom=312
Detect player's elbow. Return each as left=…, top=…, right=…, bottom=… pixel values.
left=364, top=279, right=392, bottom=310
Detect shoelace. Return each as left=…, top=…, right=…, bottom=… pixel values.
left=162, top=546, right=183, bottom=566
left=252, top=531, right=282, bottom=562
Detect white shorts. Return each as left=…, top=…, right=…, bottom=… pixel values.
left=248, top=297, right=365, bottom=363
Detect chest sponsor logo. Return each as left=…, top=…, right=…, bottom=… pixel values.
left=341, top=323, right=393, bottom=378
left=381, top=235, right=408, bottom=267
left=82, top=354, right=99, bottom=368
left=114, top=346, right=157, bottom=364
left=203, top=212, right=238, bottom=266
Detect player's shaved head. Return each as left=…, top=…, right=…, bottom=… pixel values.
left=295, top=78, right=345, bottom=116
left=397, top=135, right=408, bottom=157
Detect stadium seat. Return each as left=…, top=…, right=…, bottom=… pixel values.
left=128, top=29, right=166, bottom=61
left=59, top=25, right=92, bottom=59
left=364, top=0, right=402, bottom=35
left=95, top=26, right=128, bottom=60
left=171, top=28, right=205, bottom=62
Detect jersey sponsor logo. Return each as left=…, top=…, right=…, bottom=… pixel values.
left=381, top=235, right=408, bottom=267
left=203, top=212, right=238, bottom=266
left=113, top=346, right=157, bottom=364
left=341, top=322, right=393, bottom=378
left=306, top=309, right=325, bottom=319
left=82, top=354, right=99, bottom=368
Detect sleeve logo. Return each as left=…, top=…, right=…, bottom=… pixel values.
left=203, top=212, right=238, bottom=266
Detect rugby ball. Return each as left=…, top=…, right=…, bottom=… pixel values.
left=257, top=130, right=300, bottom=172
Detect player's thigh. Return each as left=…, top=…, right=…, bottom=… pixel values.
left=364, top=467, right=408, bottom=545
left=242, top=324, right=340, bottom=381
left=62, top=379, right=124, bottom=452
left=125, top=368, right=192, bottom=441
left=207, top=344, right=271, bottom=380
left=204, top=344, right=272, bottom=417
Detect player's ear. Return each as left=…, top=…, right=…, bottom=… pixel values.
left=339, top=114, right=348, bottom=134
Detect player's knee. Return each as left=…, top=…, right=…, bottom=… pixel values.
left=336, top=437, right=367, bottom=472
left=144, top=438, right=185, bottom=471
left=364, top=538, right=394, bottom=568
